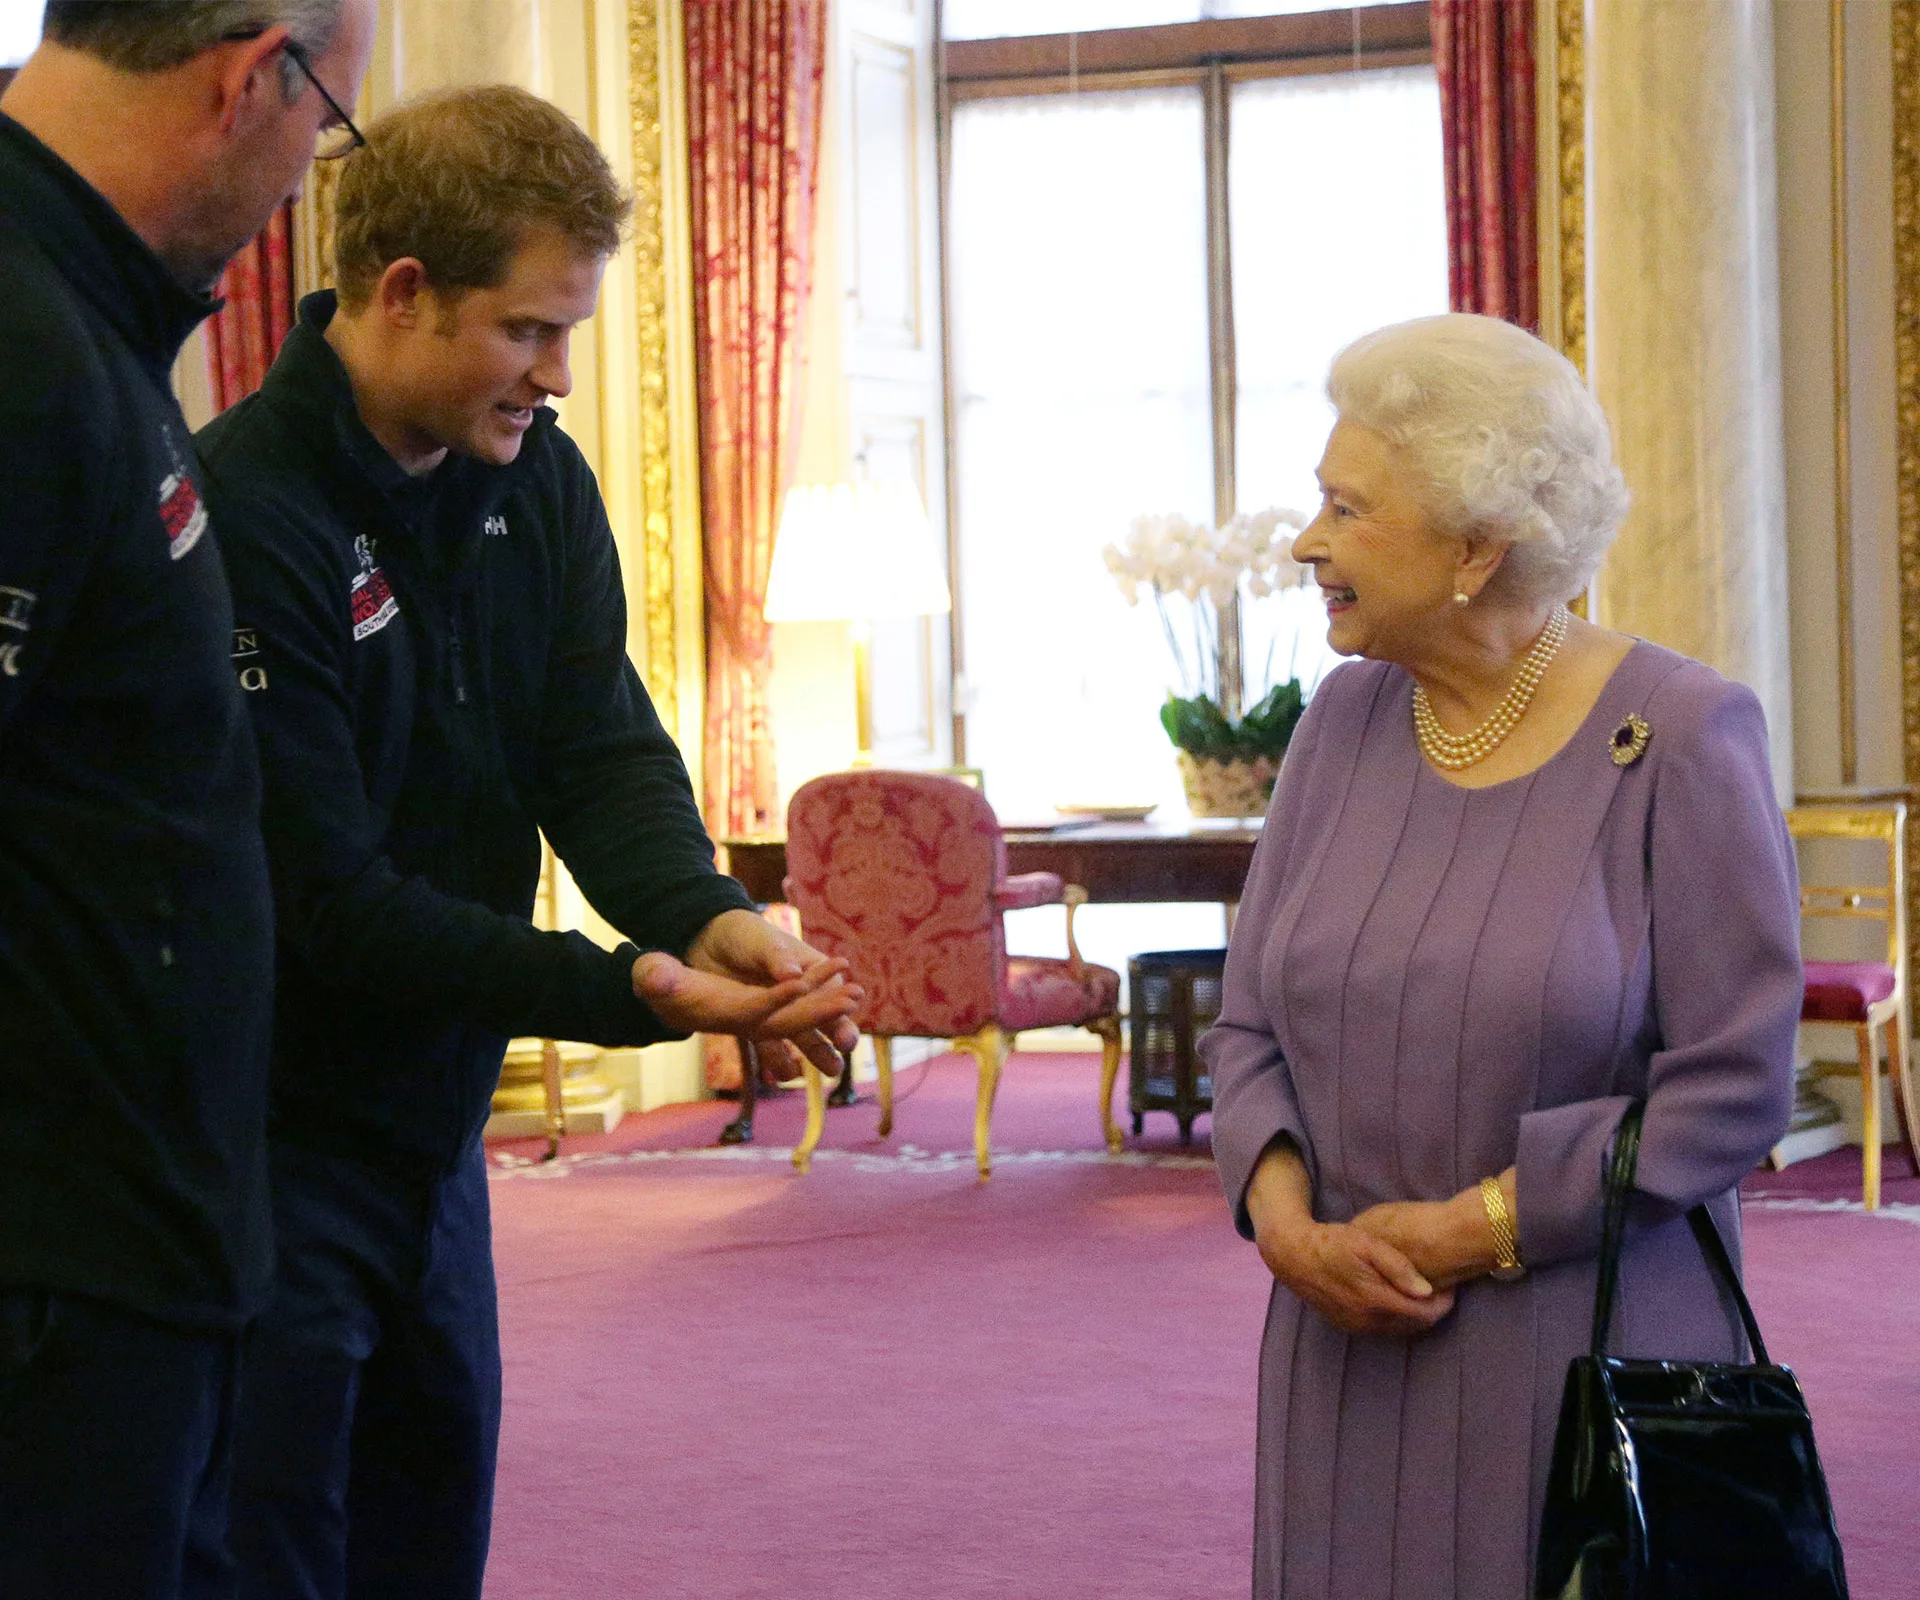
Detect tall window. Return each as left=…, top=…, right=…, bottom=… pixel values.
left=943, top=5, right=1447, bottom=821
left=946, top=0, right=1412, bottom=35
left=941, top=2, right=1446, bottom=968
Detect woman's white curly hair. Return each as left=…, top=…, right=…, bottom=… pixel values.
left=1326, top=313, right=1631, bottom=605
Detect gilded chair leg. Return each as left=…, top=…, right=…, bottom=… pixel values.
left=1091, top=1014, right=1124, bottom=1154
left=1888, top=1013, right=1920, bottom=1177
left=963, top=1025, right=1008, bottom=1180
left=875, top=1037, right=895, bottom=1138
left=1859, top=1022, right=1881, bottom=1211
left=794, top=1058, right=828, bottom=1174
left=540, top=1037, right=565, bottom=1162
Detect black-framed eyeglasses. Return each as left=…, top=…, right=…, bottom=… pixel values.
left=226, top=29, right=366, bottom=161
left=285, top=41, right=366, bottom=160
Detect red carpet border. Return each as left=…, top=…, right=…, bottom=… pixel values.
left=485, top=1053, right=1915, bottom=1599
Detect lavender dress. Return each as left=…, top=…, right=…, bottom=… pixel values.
left=1200, top=641, right=1800, bottom=1600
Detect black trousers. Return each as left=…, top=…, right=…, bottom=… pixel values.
left=0, top=1288, right=239, bottom=1600
left=229, top=1141, right=501, bottom=1600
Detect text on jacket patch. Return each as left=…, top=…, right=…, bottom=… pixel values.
left=0, top=585, right=34, bottom=677
left=232, top=628, right=267, bottom=692
left=350, top=534, right=399, bottom=641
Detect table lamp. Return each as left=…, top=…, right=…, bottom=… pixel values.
left=764, top=480, right=952, bottom=766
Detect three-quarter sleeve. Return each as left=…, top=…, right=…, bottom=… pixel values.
left=1202, top=681, right=1333, bottom=1239
left=1514, top=677, right=1801, bottom=1266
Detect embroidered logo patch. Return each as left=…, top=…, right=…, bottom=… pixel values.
left=350, top=535, right=400, bottom=642
left=157, top=471, right=207, bottom=561
left=484, top=514, right=509, bottom=538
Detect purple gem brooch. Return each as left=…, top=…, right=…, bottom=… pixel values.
left=1608, top=713, right=1651, bottom=767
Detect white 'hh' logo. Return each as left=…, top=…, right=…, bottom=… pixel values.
left=1, top=585, right=37, bottom=677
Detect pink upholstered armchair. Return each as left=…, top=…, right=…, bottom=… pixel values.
left=782, top=769, right=1123, bottom=1177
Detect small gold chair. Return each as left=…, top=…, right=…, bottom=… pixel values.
left=1784, top=802, right=1920, bottom=1208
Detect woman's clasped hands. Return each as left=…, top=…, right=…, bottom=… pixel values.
left=1245, top=1136, right=1510, bottom=1338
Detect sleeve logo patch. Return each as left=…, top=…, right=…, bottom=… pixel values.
left=350, top=534, right=400, bottom=641
left=157, top=471, right=207, bottom=561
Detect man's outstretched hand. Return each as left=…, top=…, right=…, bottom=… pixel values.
left=632, top=909, right=862, bottom=1078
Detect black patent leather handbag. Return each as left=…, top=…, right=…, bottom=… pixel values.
left=1534, top=1105, right=1849, bottom=1599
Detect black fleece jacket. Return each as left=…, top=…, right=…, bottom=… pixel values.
left=195, top=293, right=752, bottom=1176
left=0, top=116, right=274, bottom=1329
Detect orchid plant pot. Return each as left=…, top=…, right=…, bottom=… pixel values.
left=1163, top=680, right=1303, bottom=819
left=1176, top=751, right=1282, bottom=818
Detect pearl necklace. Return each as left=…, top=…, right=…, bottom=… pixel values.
left=1412, top=606, right=1570, bottom=771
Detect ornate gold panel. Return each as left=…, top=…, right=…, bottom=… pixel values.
left=1537, top=0, right=1585, bottom=379
left=628, top=0, right=680, bottom=734
left=1894, top=1, right=1920, bottom=944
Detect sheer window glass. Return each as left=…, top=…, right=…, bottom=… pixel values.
left=943, top=0, right=1405, bottom=38
left=1230, top=65, right=1449, bottom=693
left=950, top=86, right=1213, bottom=823
left=945, top=48, right=1447, bottom=985
left=1204, top=0, right=1403, bottom=13
left=946, top=1, right=1199, bottom=36
left=0, top=0, right=43, bottom=66
left=950, top=87, right=1227, bottom=967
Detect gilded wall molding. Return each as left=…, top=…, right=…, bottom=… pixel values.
left=1538, top=0, right=1586, bottom=621
left=1537, top=0, right=1586, bottom=376
left=628, top=0, right=681, bottom=735
left=1895, top=2, right=1920, bottom=809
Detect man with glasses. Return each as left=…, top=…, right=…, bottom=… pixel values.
left=0, top=4, right=376, bottom=1596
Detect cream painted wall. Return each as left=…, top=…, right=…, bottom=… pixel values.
left=172, top=323, right=217, bottom=433
left=1588, top=0, right=1796, bottom=799
left=1774, top=0, right=1908, bottom=1145
left=1776, top=0, right=1904, bottom=795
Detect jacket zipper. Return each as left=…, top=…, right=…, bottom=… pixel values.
left=448, top=622, right=469, bottom=705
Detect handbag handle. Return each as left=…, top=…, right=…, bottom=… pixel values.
left=1588, top=1103, right=1770, bottom=1365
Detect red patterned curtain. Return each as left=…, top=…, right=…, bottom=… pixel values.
left=1433, top=0, right=1538, bottom=330
left=685, top=0, right=829, bottom=836
left=206, top=201, right=295, bottom=411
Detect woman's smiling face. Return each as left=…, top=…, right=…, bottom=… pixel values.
left=1291, top=418, right=1477, bottom=662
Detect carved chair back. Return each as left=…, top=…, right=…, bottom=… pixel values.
left=784, top=769, right=1009, bottom=1038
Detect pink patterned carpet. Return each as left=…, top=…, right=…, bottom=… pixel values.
left=484, top=1055, right=1915, bottom=1599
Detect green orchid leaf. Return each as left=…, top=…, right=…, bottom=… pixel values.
left=1161, top=681, right=1305, bottom=759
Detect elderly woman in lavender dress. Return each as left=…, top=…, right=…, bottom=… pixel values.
left=1199, top=313, right=1801, bottom=1600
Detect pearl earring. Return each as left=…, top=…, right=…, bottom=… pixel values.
left=1453, top=590, right=1471, bottom=606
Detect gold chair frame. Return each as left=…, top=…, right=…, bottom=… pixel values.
left=1784, top=801, right=1920, bottom=1208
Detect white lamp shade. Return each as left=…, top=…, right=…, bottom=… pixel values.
left=764, top=480, right=953, bottom=623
